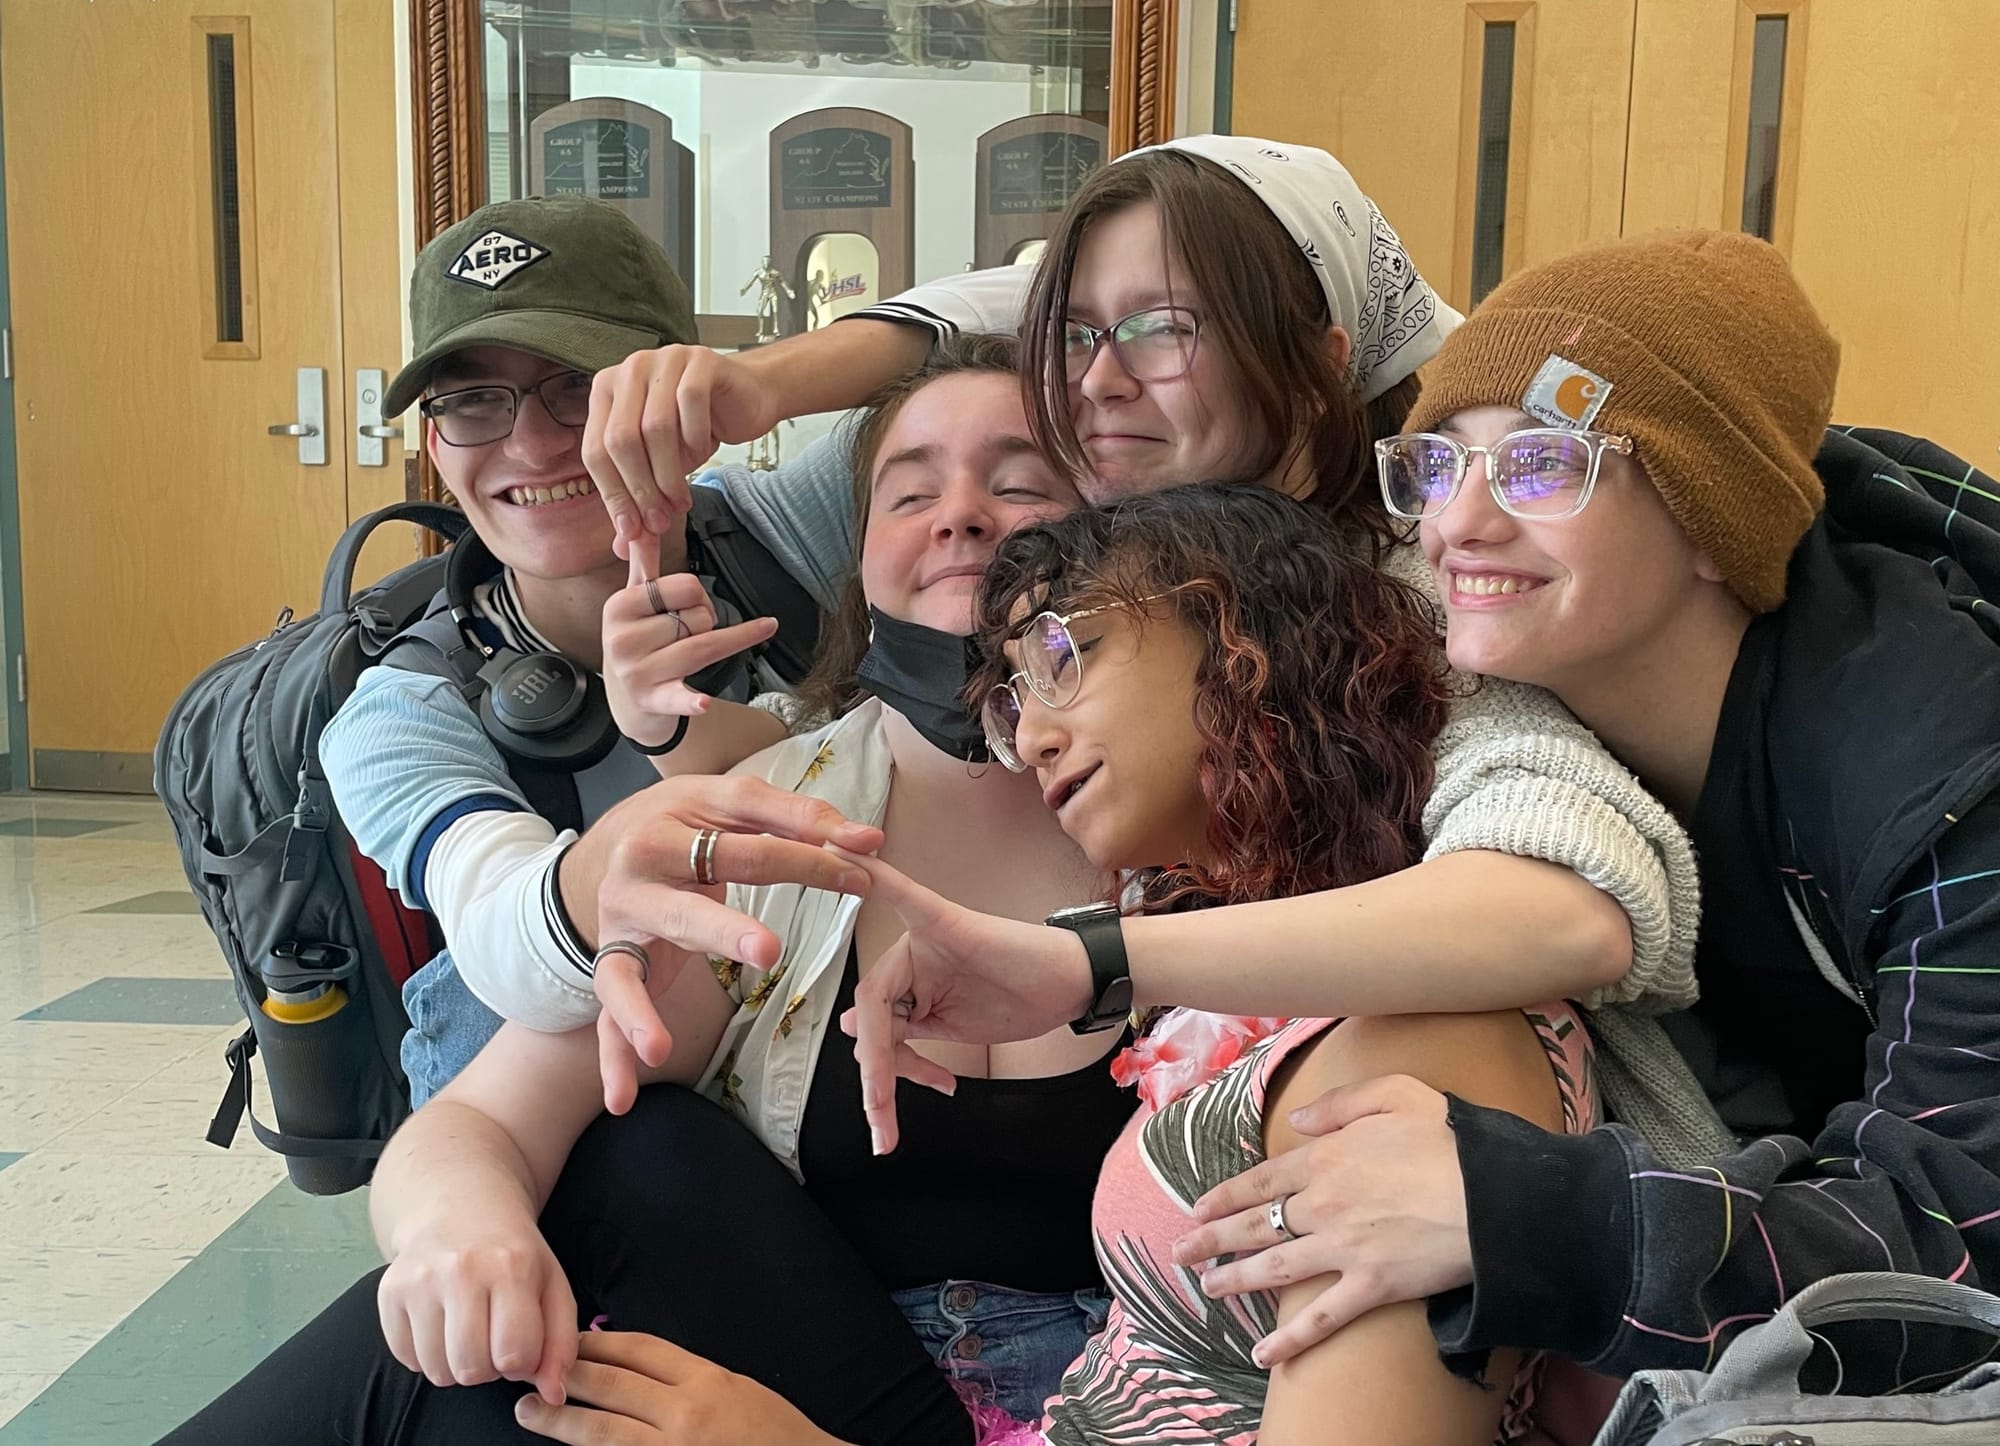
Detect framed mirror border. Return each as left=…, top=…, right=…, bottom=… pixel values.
left=404, top=0, right=1179, bottom=511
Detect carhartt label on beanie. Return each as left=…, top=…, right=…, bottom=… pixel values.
left=1522, top=355, right=1614, bottom=429
left=1407, top=229, right=1840, bottom=613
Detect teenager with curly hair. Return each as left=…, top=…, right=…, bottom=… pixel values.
left=472, top=486, right=1598, bottom=1446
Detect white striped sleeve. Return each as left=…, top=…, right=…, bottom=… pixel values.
left=844, top=265, right=1033, bottom=343
left=421, top=808, right=602, bottom=1032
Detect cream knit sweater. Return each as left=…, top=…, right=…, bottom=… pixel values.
left=1389, top=543, right=1733, bottom=1167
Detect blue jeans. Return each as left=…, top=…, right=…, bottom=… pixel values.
left=400, top=952, right=502, bottom=1106
left=892, top=1281, right=1110, bottom=1425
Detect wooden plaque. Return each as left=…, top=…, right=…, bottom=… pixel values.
left=769, top=107, right=914, bottom=335
left=974, top=116, right=1108, bottom=268
left=529, top=98, right=695, bottom=287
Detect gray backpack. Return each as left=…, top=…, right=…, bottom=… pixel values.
left=157, top=493, right=825, bottom=1196
left=155, top=503, right=469, bottom=1196
left=1594, top=1272, right=2000, bottom=1445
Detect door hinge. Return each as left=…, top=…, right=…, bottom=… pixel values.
left=14, top=655, right=24, bottom=705
left=1228, top=0, right=1238, bottom=32
left=2, top=327, right=11, bottom=382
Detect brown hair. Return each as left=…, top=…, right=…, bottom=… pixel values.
left=972, top=484, right=1451, bottom=908
left=1020, top=148, right=1399, bottom=552
left=791, top=331, right=1025, bottom=721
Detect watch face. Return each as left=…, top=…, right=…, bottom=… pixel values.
left=1046, top=902, right=1118, bottom=928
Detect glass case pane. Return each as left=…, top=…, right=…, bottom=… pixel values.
left=480, top=0, right=1113, bottom=468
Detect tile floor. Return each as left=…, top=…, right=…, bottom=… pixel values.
left=0, top=794, right=375, bottom=1444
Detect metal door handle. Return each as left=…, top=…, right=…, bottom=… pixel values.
left=354, top=368, right=395, bottom=466
left=276, top=368, right=329, bottom=465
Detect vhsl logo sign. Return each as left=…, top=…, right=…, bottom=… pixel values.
left=447, top=230, right=549, bottom=290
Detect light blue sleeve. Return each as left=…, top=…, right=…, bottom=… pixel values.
left=694, top=417, right=859, bottom=614
left=318, top=665, right=530, bottom=901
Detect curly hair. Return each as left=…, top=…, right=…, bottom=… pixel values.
left=791, top=332, right=1025, bottom=722
left=971, top=484, right=1451, bottom=909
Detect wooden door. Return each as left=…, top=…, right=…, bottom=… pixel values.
left=1, top=0, right=405, bottom=790
left=338, top=0, right=415, bottom=586
left=1229, top=0, right=1638, bottom=312
left=1626, top=0, right=2000, bottom=462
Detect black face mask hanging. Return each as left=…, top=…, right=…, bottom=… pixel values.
left=855, top=606, right=993, bottom=763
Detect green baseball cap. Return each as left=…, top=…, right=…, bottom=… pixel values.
left=384, top=194, right=697, bottom=417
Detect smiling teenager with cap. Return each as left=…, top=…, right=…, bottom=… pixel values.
left=318, top=194, right=858, bottom=1109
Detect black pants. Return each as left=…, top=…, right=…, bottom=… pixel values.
left=156, top=1086, right=973, bottom=1446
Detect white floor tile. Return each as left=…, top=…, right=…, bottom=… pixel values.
left=43, top=1070, right=252, bottom=1156
left=0, top=800, right=306, bottom=1420
left=0, top=1077, right=142, bottom=1154
left=0, top=1022, right=232, bottom=1086
left=0, top=1151, right=284, bottom=1252
left=0, top=915, right=229, bottom=983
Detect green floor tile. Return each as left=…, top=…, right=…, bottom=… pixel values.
left=0, top=818, right=124, bottom=839
left=0, top=1374, right=248, bottom=1446
left=0, top=1184, right=378, bottom=1446
left=82, top=891, right=202, bottom=916
left=18, top=977, right=238, bottom=1026
left=210, top=1177, right=377, bottom=1255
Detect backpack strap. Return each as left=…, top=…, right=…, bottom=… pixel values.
left=685, top=485, right=823, bottom=684
left=379, top=588, right=587, bottom=836
left=321, top=502, right=468, bottom=616
left=206, top=1027, right=388, bottom=1159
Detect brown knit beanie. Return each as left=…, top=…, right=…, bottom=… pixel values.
left=1405, top=229, right=1840, bottom=612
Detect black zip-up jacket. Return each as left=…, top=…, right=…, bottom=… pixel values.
left=1430, top=429, right=2000, bottom=1392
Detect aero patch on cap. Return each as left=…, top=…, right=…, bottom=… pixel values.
left=446, top=230, right=549, bottom=290
left=1523, top=354, right=1613, bottom=430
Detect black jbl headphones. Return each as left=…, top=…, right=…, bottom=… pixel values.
left=443, top=532, right=620, bottom=770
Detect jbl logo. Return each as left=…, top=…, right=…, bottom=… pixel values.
left=510, top=664, right=561, bottom=705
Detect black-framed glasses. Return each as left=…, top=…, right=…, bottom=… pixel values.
left=1062, top=306, right=1201, bottom=383
left=420, top=369, right=595, bottom=448
left=1375, top=428, right=1636, bottom=522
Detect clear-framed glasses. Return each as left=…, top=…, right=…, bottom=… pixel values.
left=1062, top=306, right=1201, bottom=383
left=1374, top=428, right=1635, bottom=522
left=420, top=369, right=595, bottom=447
left=981, top=591, right=1179, bottom=773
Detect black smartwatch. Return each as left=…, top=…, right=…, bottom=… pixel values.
left=1046, top=902, right=1133, bottom=1034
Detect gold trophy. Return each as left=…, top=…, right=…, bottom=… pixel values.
left=746, top=417, right=797, bottom=473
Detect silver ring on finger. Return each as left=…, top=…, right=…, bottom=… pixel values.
left=591, top=938, right=651, bottom=984
left=689, top=827, right=722, bottom=888
left=644, top=577, right=669, bottom=617
left=665, top=609, right=690, bottom=642
left=1268, top=1194, right=1298, bottom=1242
left=893, top=993, right=917, bottom=1021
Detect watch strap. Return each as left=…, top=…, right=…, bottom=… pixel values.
left=1050, top=906, right=1132, bottom=1034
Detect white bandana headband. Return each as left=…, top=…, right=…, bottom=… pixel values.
left=1122, top=134, right=1461, bottom=403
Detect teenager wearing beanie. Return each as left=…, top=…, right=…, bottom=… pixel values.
left=1176, top=228, right=2000, bottom=1399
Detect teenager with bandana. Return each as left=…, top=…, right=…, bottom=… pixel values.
left=851, top=233, right=2000, bottom=1414
left=590, top=135, right=1718, bottom=1164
